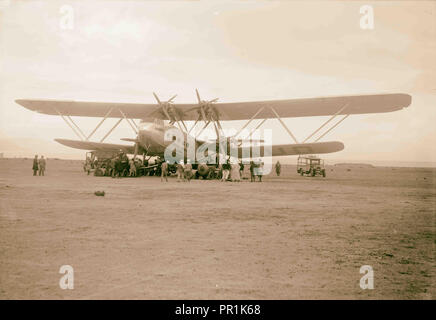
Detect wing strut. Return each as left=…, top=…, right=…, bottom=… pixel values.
left=244, top=118, right=268, bottom=140
left=233, top=106, right=265, bottom=138
left=55, top=105, right=140, bottom=143
left=54, top=108, right=86, bottom=141
left=269, top=106, right=299, bottom=144
left=314, top=114, right=350, bottom=142
left=66, top=116, right=87, bottom=141
left=195, top=120, right=211, bottom=139
left=299, top=103, right=351, bottom=143
left=100, top=118, right=123, bottom=142
left=119, top=109, right=138, bottom=135
left=86, top=107, right=113, bottom=140
left=302, top=103, right=349, bottom=143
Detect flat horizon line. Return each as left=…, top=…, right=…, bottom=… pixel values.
left=1, top=156, right=435, bottom=169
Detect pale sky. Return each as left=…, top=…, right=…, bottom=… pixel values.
left=1, top=0, right=435, bottom=164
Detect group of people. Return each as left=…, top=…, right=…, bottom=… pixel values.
left=86, top=151, right=138, bottom=178
left=83, top=153, right=282, bottom=182
left=32, top=155, right=46, bottom=176
left=221, top=160, right=242, bottom=182
left=229, top=159, right=280, bottom=182
left=159, top=158, right=274, bottom=182
left=249, top=160, right=265, bottom=182
left=161, top=160, right=193, bottom=182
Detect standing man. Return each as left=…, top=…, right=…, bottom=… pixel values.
left=256, top=159, right=264, bottom=182
left=38, top=156, right=46, bottom=176
left=161, top=160, right=169, bottom=182
left=249, top=161, right=255, bottom=182
left=32, top=155, right=39, bottom=176
left=109, top=156, right=116, bottom=177
left=221, top=159, right=230, bottom=182
left=184, top=160, right=193, bottom=182
left=217, top=163, right=223, bottom=180
left=231, top=162, right=241, bottom=182
left=239, top=161, right=244, bottom=179
left=275, top=161, right=281, bottom=176
left=176, top=160, right=185, bottom=182
left=129, top=158, right=136, bottom=177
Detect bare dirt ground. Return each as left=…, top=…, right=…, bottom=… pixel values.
left=0, top=158, right=434, bottom=299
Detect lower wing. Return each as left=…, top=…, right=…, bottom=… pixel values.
left=55, top=139, right=135, bottom=154
left=238, top=141, right=344, bottom=157
left=56, top=138, right=344, bottom=158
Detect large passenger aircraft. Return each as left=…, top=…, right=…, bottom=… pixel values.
left=15, top=90, right=411, bottom=165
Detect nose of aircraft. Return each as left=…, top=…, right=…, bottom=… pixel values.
left=137, top=120, right=168, bottom=150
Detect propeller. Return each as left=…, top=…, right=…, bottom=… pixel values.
left=152, top=92, right=179, bottom=124
left=195, top=88, right=219, bottom=104
left=188, top=89, right=220, bottom=136
left=152, top=92, right=188, bottom=132
left=195, top=89, right=219, bottom=122
left=153, top=92, right=177, bottom=105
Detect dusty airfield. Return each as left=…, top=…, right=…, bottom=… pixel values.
left=0, top=158, right=434, bottom=300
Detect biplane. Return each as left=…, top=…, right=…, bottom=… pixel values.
left=15, top=90, right=411, bottom=175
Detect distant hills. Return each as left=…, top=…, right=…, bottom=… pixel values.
left=334, top=163, right=375, bottom=168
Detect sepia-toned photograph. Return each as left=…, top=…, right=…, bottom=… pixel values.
left=0, top=0, right=434, bottom=304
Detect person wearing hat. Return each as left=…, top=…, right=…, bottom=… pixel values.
left=161, top=160, right=169, bottom=182
left=32, top=155, right=39, bottom=176
left=38, top=155, right=46, bottom=176
left=176, top=160, right=185, bottom=182
left=275, top=160, right=281, bottom=176
left=184, top=159, right=193, bottom=182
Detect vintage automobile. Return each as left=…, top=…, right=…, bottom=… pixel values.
left=297, top=155, right=326, bottom=177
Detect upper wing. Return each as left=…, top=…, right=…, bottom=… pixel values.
left=55, top=138, right=135, bottom=154
left=205, top=93, right=411, bottom=121
left=16, top=93, right=411, bottom=120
